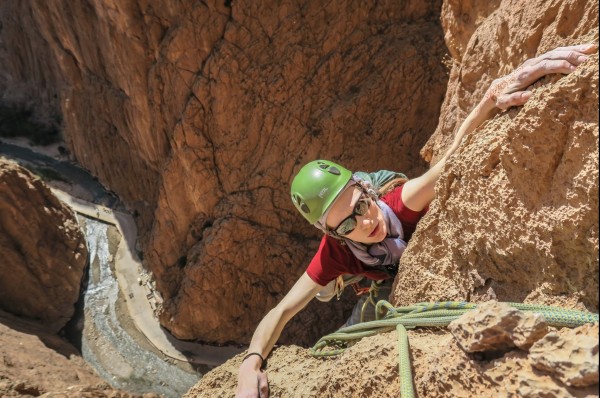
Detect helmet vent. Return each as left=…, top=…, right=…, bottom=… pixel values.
left=328, top=166, right=340, bottom=175
left=292, top=194, right=310, bottom=214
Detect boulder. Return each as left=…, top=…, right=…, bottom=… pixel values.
left=0, top=309, right=140, bottom=397
left=0, top=158, right=87, bottom=331
left=529, top=323, right=599, bottom=388
left=448, top=301, right=548, bottom=353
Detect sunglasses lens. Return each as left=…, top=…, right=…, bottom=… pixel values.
left=336, top=218, right=356, bottom=236
left=356, top=198, right=369, bottom=215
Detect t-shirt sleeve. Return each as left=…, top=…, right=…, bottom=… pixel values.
left=381, top=184, right=428, bottom=241
left=306, top=235, right=361, bottom=286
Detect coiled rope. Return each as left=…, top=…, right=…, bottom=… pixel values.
left=310, top=299, right=599, bottom=398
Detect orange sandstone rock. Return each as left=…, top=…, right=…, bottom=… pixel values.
left=448, top=301, right=548, bottom=352
left=529, top=323, right=599, bottom=388
left=0, top=0, right=449, bottom=344
left=0, top=158, right=87, bottom=331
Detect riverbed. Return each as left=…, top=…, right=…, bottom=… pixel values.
left=68, top=216, right=202, bottom=397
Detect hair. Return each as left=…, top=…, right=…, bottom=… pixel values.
left=376, top=177, right=409, bottom=197
left=322, top=176, right=409, bottom=240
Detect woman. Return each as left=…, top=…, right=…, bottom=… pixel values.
left=236, top=44, right=597, bottom=398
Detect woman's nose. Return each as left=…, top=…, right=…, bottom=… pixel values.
left=357, top=216, right=372, bottom=230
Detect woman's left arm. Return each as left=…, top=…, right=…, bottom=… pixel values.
left=401, top=43, right=598, bottom=212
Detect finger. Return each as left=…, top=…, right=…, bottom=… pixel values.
left=508, top=58, right=581, bottom=91
left=258, top=372, right=269, bottom=398
left=536, top=49, right=590, bottom=66
left=550, top=43, right=598, bottom=54
left=522, top=44, right=597, bottom=69
left=496, top=91, right=532, bottom=111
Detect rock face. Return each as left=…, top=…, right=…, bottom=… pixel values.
left=529, top=323, right=599, bottom=388
left=188, top=304, right=599, bottom=398
left=418, top=309, right=599, bottom=398
left=0, top=158, right=87, bottom=331
left=187, top=0, right=600, bottom=395
left=391, top=0, right=599, bottom=313
left=0, top=0, right=449, bottom=343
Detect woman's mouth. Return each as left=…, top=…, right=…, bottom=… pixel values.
left=368, top=223, right=380, bottom=238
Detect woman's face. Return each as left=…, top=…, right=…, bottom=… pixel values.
left=325, top=185, right=387, bottom=244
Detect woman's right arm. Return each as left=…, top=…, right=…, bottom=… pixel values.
left=236, top=272, right=324, bottom=398
left=400, top=44, right=596, bottom=213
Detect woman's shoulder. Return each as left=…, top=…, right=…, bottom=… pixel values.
left=380, top=183, right=405, bottom=203
left=355, top=170, right=407, bottom=187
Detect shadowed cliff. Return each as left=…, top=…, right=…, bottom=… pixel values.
left=0, top=0, right=448, bottom=344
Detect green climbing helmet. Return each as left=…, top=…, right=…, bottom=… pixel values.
left=290, top=160, right=353, bottom=225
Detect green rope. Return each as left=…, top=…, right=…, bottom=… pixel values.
left=310, top=300, right=599, bottom=397
left=397, top=324, right=414, bottom=398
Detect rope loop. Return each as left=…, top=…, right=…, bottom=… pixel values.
left=310, top=300, right=599, bottom=398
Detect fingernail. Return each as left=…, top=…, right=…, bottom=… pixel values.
left=578, top=55, right=589, bottom=62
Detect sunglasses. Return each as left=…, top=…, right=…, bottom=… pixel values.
left=332, top=191, right=372, bottom=236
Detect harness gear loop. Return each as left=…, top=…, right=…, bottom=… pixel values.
left=359, top=280, right=385, bottom=323
left=334, top=274, right=365, bottom=300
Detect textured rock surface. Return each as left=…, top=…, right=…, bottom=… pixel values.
left=0, top=309, right=146, bottom=398
left=391, top=0, right=599, bottom=314
left=0, top=158, right=87, bottom=331
left=187, top=0, right=599, bottom=396
left=0, top=0, right=449, bottom=344
left=188, top=307, right=598, bottom=398
left=185, top=330, right=427, bottom=398
left=449, top=301, right=548, bottom=352
left=529, top=323, right=599, bottom=387
left=186, top=321, right=599, bottom=398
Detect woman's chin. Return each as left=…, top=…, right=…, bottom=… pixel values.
left=371, top=223, right=386, bottom=243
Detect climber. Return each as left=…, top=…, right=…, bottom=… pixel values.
left=235, top=43, right=598, bottom=398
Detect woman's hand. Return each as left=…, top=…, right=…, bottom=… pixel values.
left=234, top=273, right=323, bottom=397
left=485, top=44, right=598, bottom=110
left=402, top=43, right=597, bottom=211
left=236, top=358, right=269, bottom=398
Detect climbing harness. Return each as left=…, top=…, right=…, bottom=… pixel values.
left=357, top=280, right=383, bottom=323
left=310, top=300, right=599, bottom=398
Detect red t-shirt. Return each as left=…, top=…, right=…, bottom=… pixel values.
left=306, top=184, right=427, bottom=286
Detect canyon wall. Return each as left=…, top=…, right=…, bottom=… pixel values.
left=188, top=0, right=599, bottom=396
left=391, top=0, right=599, bottom=312
left=0, top=158, right=87, bottom=331
left=0, top=0, right=449, bottom=343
